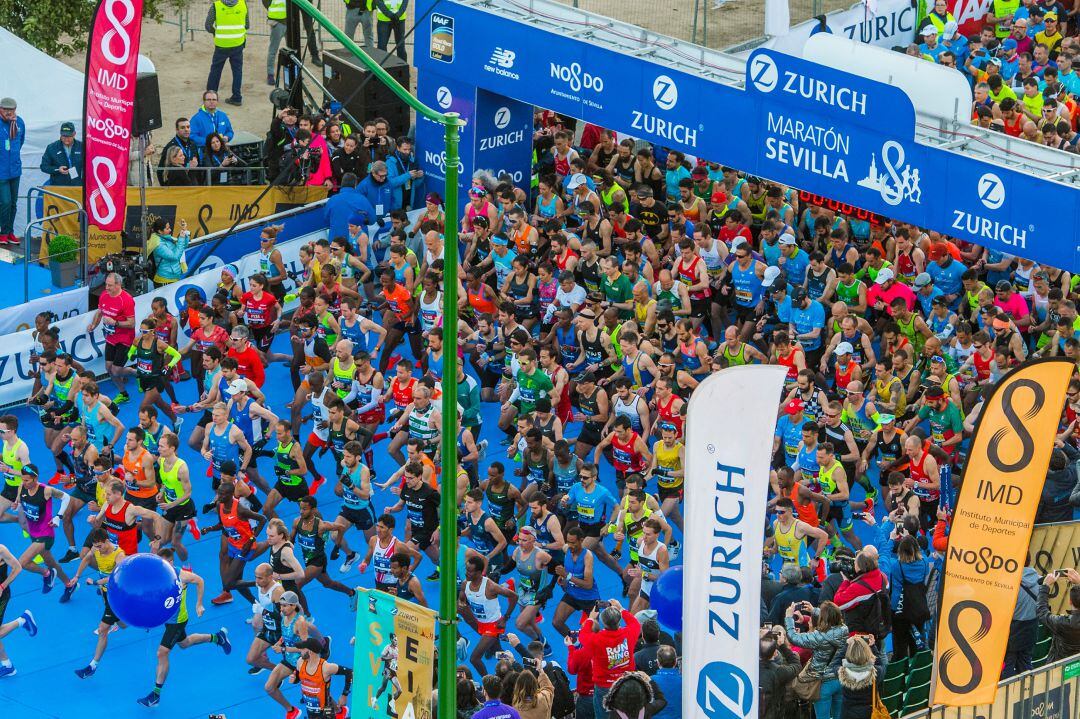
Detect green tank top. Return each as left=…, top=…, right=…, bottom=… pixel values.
left=745, top=191, right=768, bottom=224
left=407, top=404, right=439, bottom=446
left=485, top=482, right=514, bottom=524
left=172, top=582, right=189, bottom=624
left=897, top=314, right=925, bottom=354
left=622, top=505, right=654, bottom=560
left=53, top=370, right=76, bottom=403
left=656, top=287, right=683, bottom=311
left=134, top=338, right=164, bottom=378
left=330, top=357, right=355, bottom=400
left=318, top=313, right=338, bottom=346
left=721, top=342, right=748, bottom=366
left=819, top=460, right=840, bottom=495
left=159, top=457, right=189, bottom=504
left=600, top=184, right=629, bottom=214
left=294, top=518, right=328, bottom=563
left=274, top=441, right=301, bottom=485
left=836, top=280, right=861, bottom=307
left=2, top=439, right=25, bottom=487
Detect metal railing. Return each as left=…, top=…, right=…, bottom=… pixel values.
left=23, top=187, right=89, bottom=302
left=903, top=654, right=1080, bottom=719
left=156, top=165, right=268, bottom=186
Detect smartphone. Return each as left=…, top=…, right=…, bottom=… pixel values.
left=567, top=630, right=579, bottom=642
left=597, top=600, right=611, bottom=610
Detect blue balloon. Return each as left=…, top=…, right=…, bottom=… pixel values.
left=651, top=566, right=683, bottom=633
left=106, top=553, right=183, bottom=629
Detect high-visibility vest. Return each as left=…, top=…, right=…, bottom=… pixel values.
left=214, top=0, right=248, bottom=48
left=376, top=0, right=405, bottom=22
left=991, top=0, right=1020, bottom=37
left=267, top=0, right=286, bottom=20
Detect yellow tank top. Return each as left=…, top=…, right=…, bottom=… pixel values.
left=653, top=441, right=683, bottom=489
left=819, top=460, right=841, bottom=495
left=94, top=545, right=123, bottom=577
left=773, top=518, right=805, bottom=564
left=634, top=298, right=656, bottom=326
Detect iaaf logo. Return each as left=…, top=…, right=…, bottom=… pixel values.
left=951, top=0, right=992, bottom=28
left=87, top=115, right=130, bottom=140
left=87, top=156, right=119, bottom=225
left=99, top=0, right=137, bottom=66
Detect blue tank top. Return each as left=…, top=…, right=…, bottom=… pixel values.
left=797, top=443, right=820, bottom=488
left=564, top=548, right=600, bottom=600
left=207, top=424, right=239, bottom=476
left=551, top=457, right=579, bottom=495
left=732, top=262, right=763, bottom=308
left=339, top=317, right=372, bottom=356
left=218, top=374, right=239, bottom=404
left=622, top=353, right=655, bottom=398
left=279, top=613, right=302, bottom=668
left=229, top=400, right=256, bottom=445
left=76, top=395, right=110, bottom=451
left=556, top=325, right=579, bottom=371
left=537, top=194, right=558, bottom=220
left=427, top=349, right=443, bottom=380
left=467, top=511, right=498, bottom=555
left=341, top=463, right=370, bottom=511
left=530, top=511, right=557, bottom=548
left=680, top=339, right=703, bottom=372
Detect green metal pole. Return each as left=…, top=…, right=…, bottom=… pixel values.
left=438, top=113, right=462, bottom=717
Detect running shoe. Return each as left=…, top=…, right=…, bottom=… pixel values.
left=286, top=707, right=301, bottom=719
left=187, top=519, right=202, bottom=540
left=60, top=580, right=79, bottom=603
left=21, top=611, right=37, bottom=638
left=48, top=471, right=64, bottom=486
left=456, top=636, right=469, bottom=663
left=247, top=666, right=266, bottom=675
left=0, top=665, right=15, bottom=679
left=113, top=392, right=130, bottom=405
left=217, top=627, right=232, bottom=655
left=477, top=439, right=488, bottom=462
left=42, top=567, right=57, bottom=594
left=136, top=691, right=160, bottom=707
left=865, top=487, right=879, bottom=502
left=863, top=497, right=875, bottom=517
left=340, top=552, right=359, bottom=574
left=174, top=416, right=184, bottom=435
left=211, top=591, right=234, bottom=606
left=335, top=707, right=350, bottom=719
left=74, top=664, right=97, bottom=679
left=309, top=474, right=326, bottom=495
left=669, top=540, right=681, bottom=561
left=427, top=568, right=440, bottom=581
left=330, top=545, right=342, bottom=562
left=58, top=548, right=81, bottom=564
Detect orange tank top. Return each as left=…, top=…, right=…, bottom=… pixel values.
left=468, top=286, right=497, bottom=316
left=122, top=447, right=156, bottom=498
left=297, top=657, right=330, bottom=710
left=790, top=484, right=818, bottom=527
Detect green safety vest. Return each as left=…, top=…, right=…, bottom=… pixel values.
left=376, top=0, right=405, bottom=21
left=214, top=0, right=247, bottom=48
left=992, top=0, right=1020, bottom=37
left=267, top=0, right=286, bottom=20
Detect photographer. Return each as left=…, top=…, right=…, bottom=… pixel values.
left=1003, top=557, right=1041, bottom=678
left=758, top=625, right=801, bottom=719
left=767, top=564, right=818, bottom=626
left=265, top=107, right=300, bottom=178
left=833, top=550, right=891, bottom=650
left=280, top=129, right=323, bottom=186
left=579, top=600, right=641, bottom=715
left=1037, top=443, right=1080, bottom=524
left=786, top=600, right=848, bottom=719
left=147, top=218, right=191, bottom=286
left=510, top=662, right=554, bottom=719
left=884, top=534, right=930, bottom=660
left=1037, top=568, right=1080, bottom=662
left=565, top=633, right=595, bottom=719
left=202, top=132, right=243, bottom=185
left=818, top=548, right=856, bottom=603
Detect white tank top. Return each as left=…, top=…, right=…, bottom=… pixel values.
left=464, top=576, right=503, bottom=623
left=256, top=580, right=282, bottom=613
left=613, top=395, right=642, bottom=430
left=309, top=388, right=332, bottom=441
left=638, top=541, right=664, bottom=595
left=372, top=535, right=397, bottom=586
left=699, top=239, right=724, bottom=276
left=419, top=291, right=443, bottom=332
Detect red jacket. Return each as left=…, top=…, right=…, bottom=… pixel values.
left=578, top=610, right=641, bottom=689
left=566, top=641, right=595, bottom=696
left=228, top=345, right=265, bottom=387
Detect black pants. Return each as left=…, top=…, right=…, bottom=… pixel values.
left=1002, top=618, right=1037, bottom=679
left=376, top=19, right=406, bottom=60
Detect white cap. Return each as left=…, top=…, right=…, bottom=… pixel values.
left=943, top=20, right=958, bottom=40
left=921, top=25, right=938, bottom=36
left=761, top=265, right=782, bottom=287
left=227, top=378, right=249, bottom=395
left=875, top=268, right=895, bottom=285
left=566, top=173, right=587, bottom=190
left=778, top=233, right=797, bottom=246
left=731, top=236, right=748, bottom=250
left=834, top=341, right=854, bottom=356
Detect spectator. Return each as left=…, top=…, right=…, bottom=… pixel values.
left=343, top=0, right=375, bottom=49
left=837, top=635, right=877, bottom=719
left=631, top=619, right=663, bottom=675
left=758, top=626, right=801, bottom=719
left=834, top=550, right=890, bottom=644
left=818, top=548, right=856, bottom=604
left=1037, top=443, right=1080, bottom=523
left=374, top=0, right=408, bottom=61
left=600, top=671, right=666, bottom=719
left=565, top=634, right=595, bottom=719
left=386, top=136, right=424, bottom=210
left=158, top=118, right=199, bottom=184
left=767, top=563, right=818, bottom=626
left=0, top=97, right=25, bottom=245
left=359, top=160, right=408, bottom=218
left=266, top=107, right=300, bottom=178
left=472, top=674, right=522, bottom=719
left=324, top=173, right=376, bottom=242
left=189, top=91, right=235, bottom=147
left=161, top=146, right=196, bottom=186
left=147, top=217, right=191, bottom=286
left=202, top=133, right=243, bottom=185
left=787, top=600, right=848, bottom=719
left=1037, top=568, right=1080, bottom=662
left=649, top=647, right=679, bottom=719
left=1003, top=558, right=1041, bottom=678
left=508, top=636, right=576, bottom=719
left=579, top=600, right=641, bottom=714
left=205, top=0, right=248, bottom=106
left=511, top=666, right=554, bottom=719
left=39, top=122, right=84, bottom=187
left=332, top=135, right=370, bottom=186
left=885, top=535, right=929, bottom=660
left=458, top=676, right=482, bottom=719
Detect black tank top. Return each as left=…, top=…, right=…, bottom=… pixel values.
left=577, top=259, right=602, bottom=294
left=577, top=386, right=600, bottom=424
left=580, top=330, right=606, bottom=365
left=270, top=542, right=293, bottom=576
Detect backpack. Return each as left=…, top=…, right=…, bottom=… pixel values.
left=897, top=563, right=931, bottom=625
left=848, top=576, right=893, bottom=639
left=545, top=663, right=576, bottom=719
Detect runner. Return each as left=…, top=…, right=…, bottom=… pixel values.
left=69, top=528, right=125, bottom=678
left=0, top=542, right=36, bottom=678
left=460, top=554, right=519, bottom=677
left=509, top=525, right=553, bottom=642
left=329, top=440, right=377, bottom=571
left=245, top=562, right=284, bottom=675
left=552, top=526, right=600, bottom=637
left=200, top=479, right=268, bottom=606
left=263, top=421, right=311, bottom=521
left=291, top=496, right=355, bottom=600
left=386, top=461, right=441, bottom=579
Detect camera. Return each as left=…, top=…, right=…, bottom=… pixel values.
left=522, top=656, right=539, bottom=670
left=828, top=555, right=856, bottom=579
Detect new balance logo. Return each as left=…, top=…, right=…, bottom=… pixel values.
left=489, top=48, right=516, bottom=68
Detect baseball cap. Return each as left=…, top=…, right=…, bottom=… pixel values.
left=877, top=414, right=896, bottom=425
left=710, top=191, right=728, bottom=204
left=0, top=98, right=16, bottom=110
left=566, top=173, right=587, bottom=190
left=988, top=56, right=1003, bottom=67
left=834, top=341, right=854, bottom=356
left=784, top=398, right=804, bottom=415
left=943, top=20, right=959, bottom=40
left=425, top=192, right=442, bottom=206
left=691, top=165, right=708, bottom=179
left=914, top=272, right=933, bottom=289
left=227, top=379, right=249, bottom=395
left=875, top=268, right=895, bottom=284
left=1002, top=38, right=1018, bottom=52
left=995, top=279, right=1012, bottom=291
left=921, top=25, right=938, bottom=36
left=60, top=122, right=75, bottom=137
left=1046, top=12, right=1058, bottom=20
left=761, top=265, right=782, bottom=288
left=778, top=233, right=797, bottom=246
left=278, top=591, right=301, bottom=605
left=790, top=287, right=807, bottom=303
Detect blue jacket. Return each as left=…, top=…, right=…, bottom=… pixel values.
left=323, top=186, right=376, bottom=242
left=385, top=149, right=421, bottom=209
left=39, top=139, right=85, bottom=186
left=358, top=171, right=409, bottom=216
left=189, top=107, right=234, bottom=148
left=652, top=667, right=681, bottom=719
left=149, top=233, right=191, bottom=282
left=0, top=116, right=26, bottom=181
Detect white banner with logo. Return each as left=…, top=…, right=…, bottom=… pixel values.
left=0, top=287, right=90, bottom=335
left=682, top=365, right=787, bottom=719
left=745, top=0, right=917, bottom=57
left=0, top=231, right=321, bottom=408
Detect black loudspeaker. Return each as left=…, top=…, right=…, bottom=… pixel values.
left=322, top=48, right=411, bottom=137
left=132, top=73, right=163, bottom=136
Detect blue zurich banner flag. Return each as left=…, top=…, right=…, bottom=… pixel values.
left=682, top=365, right=787, bottom=719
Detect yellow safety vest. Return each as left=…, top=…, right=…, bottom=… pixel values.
left=214, top=0, right=248, bottom=48
left=991, top=0, right=1020, bottom=37
left=267, top=0, right=286, bottom=20
left=376, top=0, right=405, bottom=22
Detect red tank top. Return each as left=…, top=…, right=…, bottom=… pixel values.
left=610, top=432, right=647, bottom=473
left=777, top=347, right=801, bottom=383
left=391, top=376, right=417, bottom=411
left=834, top=362, right=858, bottom=395
left=895, top=251, right=916, bottom=283
left=909, top=447, right=940, bottom=501
left=675, top=255, right=710, bottom=300
left=219, top=498, right=255, bottom=551
left=555, top=249, right=580, bottom=272
left=467, top=286, right=497, bottom=316
left=971, top=351, right=992, bottom=382
left=103, top=501, right=139, bottom=556
left=656, top=395, right=684, bottom=438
